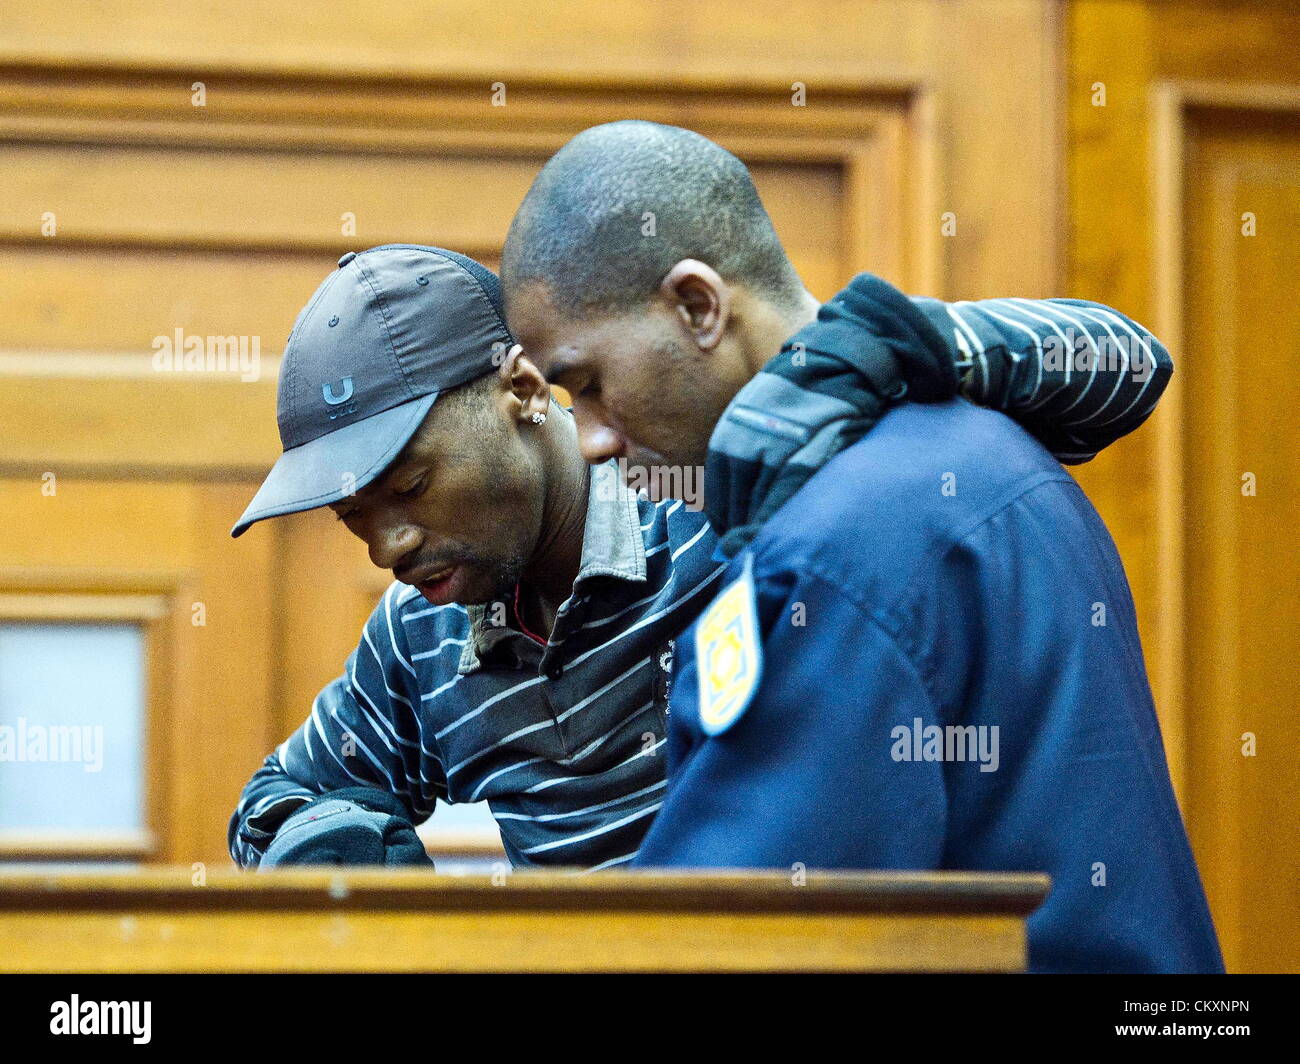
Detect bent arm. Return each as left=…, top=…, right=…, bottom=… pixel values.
left=911, top=295, right=1173, bottom=462
left=227, top=588, right=439, bottom=867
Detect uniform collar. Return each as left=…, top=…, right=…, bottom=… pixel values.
left=458, top=460, right=647, bottom=674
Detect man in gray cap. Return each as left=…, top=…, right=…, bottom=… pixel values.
left=229, top=243, right=717, bottom=869
left=228, top=242, right=1162, bottom=870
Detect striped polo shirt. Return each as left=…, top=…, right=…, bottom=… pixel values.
left=229, top=459, right=726, bottom=871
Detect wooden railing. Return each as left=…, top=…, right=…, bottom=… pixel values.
left=0, top=867, right=1049, bottom=972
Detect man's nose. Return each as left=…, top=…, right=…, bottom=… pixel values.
left=367, top=519, right=423, bottom=572
left=574, top=408, right=626, bottom=465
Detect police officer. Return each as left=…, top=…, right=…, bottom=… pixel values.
left=501, top=121, right=1224, bottom=973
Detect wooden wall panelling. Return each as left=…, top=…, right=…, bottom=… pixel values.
left=0, top=0, right=1064, bottom=298
left=0, top=476, right=276, bottom=867
left=0, top=1, right=1066, bottom=868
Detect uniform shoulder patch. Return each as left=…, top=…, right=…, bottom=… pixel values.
left=695, top=553, right=764, bottom=736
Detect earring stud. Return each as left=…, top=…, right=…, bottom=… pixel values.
left=531, top=411, right=547, bottom=425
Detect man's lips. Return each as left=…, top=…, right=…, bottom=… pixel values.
left=396, top=561, right=455, bottom=587
left=399, top=563, right=467, bottom=606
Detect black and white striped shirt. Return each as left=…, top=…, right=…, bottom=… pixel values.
left=228, top=294, right=1169, bottom=871
left=229, top=461, right=726, bottom=871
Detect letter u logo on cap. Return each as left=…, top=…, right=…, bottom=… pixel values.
left=322, top=377, right=354, bottom=405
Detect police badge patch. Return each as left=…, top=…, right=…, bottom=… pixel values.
left=695, top=553, right=764, bottom=736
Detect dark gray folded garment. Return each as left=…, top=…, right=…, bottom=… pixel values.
left=705, top=271, right=956, bottom=558
left=257, top=787, right=434, bottom=869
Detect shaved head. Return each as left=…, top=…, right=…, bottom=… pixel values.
left=501, top=121, right=803, bottom=315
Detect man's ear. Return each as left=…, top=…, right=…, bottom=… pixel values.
left=660, top=259, right=730, bottom=351
left=500, top=344, right=552, bottom=423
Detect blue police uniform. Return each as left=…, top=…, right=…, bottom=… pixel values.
left=634, top=398, right=1224, bottom=974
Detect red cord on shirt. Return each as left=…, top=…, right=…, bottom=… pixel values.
left=512, top=583, right=548, bottom=646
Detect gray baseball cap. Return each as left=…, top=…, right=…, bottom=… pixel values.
left=232, top=244, right=512, bottom=537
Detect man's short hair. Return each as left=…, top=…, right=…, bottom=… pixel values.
left=501, top=121, right=804, bottom=316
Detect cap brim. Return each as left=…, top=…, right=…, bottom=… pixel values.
left=231, top=392, right=439, bottom=537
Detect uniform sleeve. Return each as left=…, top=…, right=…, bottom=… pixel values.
left=909, top=296, right=1173, bottom=463
left=227, top=586, right=441, bottom=868
left=635, top=565, right=947, bottom=870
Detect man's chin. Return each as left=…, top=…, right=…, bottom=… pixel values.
left=457, top=574, right=516, bottom=608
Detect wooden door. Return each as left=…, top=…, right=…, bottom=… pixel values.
left=1182, top=103, right=1300, bottom=975
left=1070, top=0, right=1300, bottom=972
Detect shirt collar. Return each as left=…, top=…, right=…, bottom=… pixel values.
left=458, top=460, right=647, bottom=674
